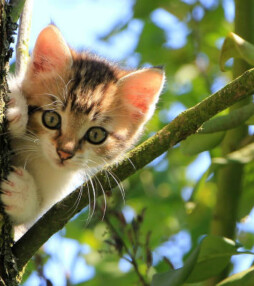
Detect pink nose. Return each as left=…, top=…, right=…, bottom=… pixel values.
left=57, top=149, right=73, bottom=161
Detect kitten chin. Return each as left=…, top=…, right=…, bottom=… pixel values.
left=1, top=25, right=165, bottom=231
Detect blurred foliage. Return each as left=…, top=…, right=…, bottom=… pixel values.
left=22, top=0, right=254, bottom=285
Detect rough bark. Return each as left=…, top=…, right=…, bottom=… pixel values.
left=0, top=1, right=25, bottom=285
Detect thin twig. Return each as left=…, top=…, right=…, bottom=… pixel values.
left=104, top=215, right=149, bottom=286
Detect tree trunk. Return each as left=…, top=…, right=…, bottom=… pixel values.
left=0, top=1, right=20, bottom=285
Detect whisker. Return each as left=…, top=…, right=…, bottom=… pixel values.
left=86, top=169, right=97, bottom=221
left=100, top=158, right=125, bottom=203
left=11, top=149, right=38, bottom=155
left=26, top=129, right=39, bottom=139
left=127, top=157, right=136, bottom=170
left=84, top=172, right=93, bottom=224
left=23, top=152, right=42, bottom=169
left=0, top=131, right=11, bottom=136
left=106, top=169, right=125, bottom=203
left=92, top=172, right=107, bottom=220
left=71, top=161, right=97, bottom=224
left=66, top=183, right=84, bottom=218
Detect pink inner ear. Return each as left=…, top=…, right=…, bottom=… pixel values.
left=126, top=85, right=159, bottom=113
left=32, top=25, right=72, bottom=73
left=119, top=69, right=164, bottom=114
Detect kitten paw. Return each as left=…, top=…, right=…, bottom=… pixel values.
left=6, top=81, right=28, bottom=137
left=0, top=167, right=39, bottom=225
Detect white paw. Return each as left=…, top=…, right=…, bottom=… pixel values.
left=0, top=167, right=39, bottom=225
left=7, top=78, right=28, bottom=137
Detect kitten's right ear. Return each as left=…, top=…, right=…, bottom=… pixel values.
left=31, top=25, right=72, bottom=74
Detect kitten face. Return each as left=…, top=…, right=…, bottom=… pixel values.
left=25, top=74, right=126, bottom=170
left=20, top=25, right=165, bottom=172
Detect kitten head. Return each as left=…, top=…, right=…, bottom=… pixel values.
left=21, top=25, right=165, bottom=170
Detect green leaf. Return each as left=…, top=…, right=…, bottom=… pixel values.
left=220, top=32, right=254, bottom=71
left=133, top=0, right=168, bottom=19
left=213, top=143, right=254, bottom=165
left=162, top=2, right=190, bottom=21
left=186, top=236, right=239, bottom=283
left=152, top=235, right=240, bottom=286
left=239, top=161, right=254, bottom=218
left=190, top=164, right=218, bottom=200
left=199, top=103, right=254, bottom=134
left=181, top=132, right=225, bottom=155
left=152, top=243, right=200, bottom=286
left=245, top=114, right=254, bottom=125
left=217, top=266, right=254, bottom=286
left=136, top=20, right=167, bottom=64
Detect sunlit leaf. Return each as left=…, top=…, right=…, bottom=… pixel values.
left=175, top=64, right=199, bottom=85
left=152, top=235, right=242, bottom=286
left=152, top=242, right=200, bottom=286
left=220, top=32, right=254, bottom=71
left=239, top=161, right=254, bottom=218
left=217, top=266, right=254, bottom=286
left=213, top=143, right=254, bottom=165
left=186, top=236, right=240, bottom=283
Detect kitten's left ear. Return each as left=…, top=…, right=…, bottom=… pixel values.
left=117, top=68, right=165, bottom=123
left=31, top=25, right=72, bottom=74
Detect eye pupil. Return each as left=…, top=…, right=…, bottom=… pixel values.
left=86, top=127, right=108, bottom=145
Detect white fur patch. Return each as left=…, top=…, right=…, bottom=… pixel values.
left=0, top=167, right=39, bottom=225
left=7, top=76, right=28, bottom=137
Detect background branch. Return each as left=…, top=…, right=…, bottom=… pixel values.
left=15, top=0, right=33, bottom=78
left=12, top=67, right=254, bottom=271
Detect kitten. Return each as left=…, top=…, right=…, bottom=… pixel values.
left=0, top=25, right=165, bottom=230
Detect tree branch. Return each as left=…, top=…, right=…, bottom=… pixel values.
left=15, top=0, right=33, bottom=78
left=11, top=67, right=254, bottom=271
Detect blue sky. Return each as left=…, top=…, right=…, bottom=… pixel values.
left=25, top=0, right=140, bottom=62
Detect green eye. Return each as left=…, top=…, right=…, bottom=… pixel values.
left=85, top=127, right=108, bottom=145
left=42, top=111, right=61, bottom=130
